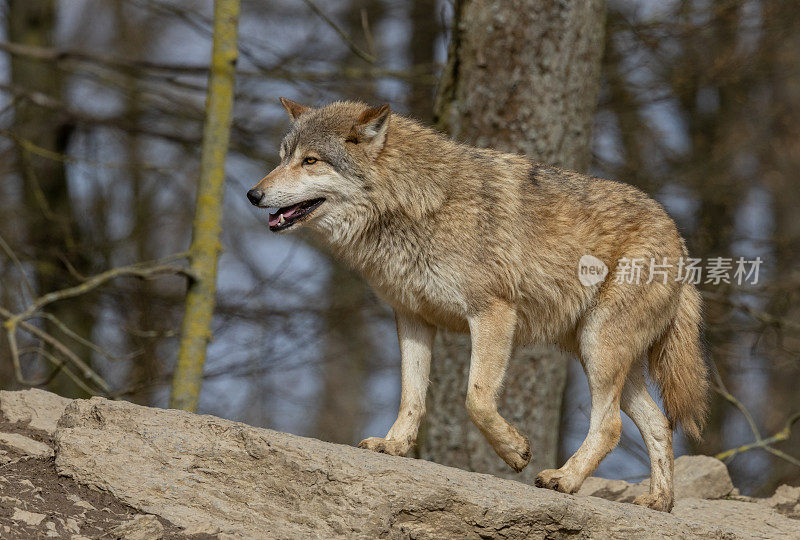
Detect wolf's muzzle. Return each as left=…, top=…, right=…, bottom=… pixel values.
left=247, top=188, right=265, bottom=206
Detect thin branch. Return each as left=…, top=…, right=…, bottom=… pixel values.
left=0, top=305, right=111, bottom=394
left=713, top=370, right=761, bottom=441
left=17, top=346, right=96, bottom=395
left=37, top=312, right=124, bottom=365
left=301, top=0, right=376, bottom=63
left=703, top=290, right=800, bottom=333
left=716, top=411, right=800, bottom=467
left=0, top=84, right=201, bottom=145
left=1, top=254, right=191, bottom=393
left=0, top=128, right=181, bottom=173
left=12, top=347, right=62, bottom=387
left=4, top=257, right=192, bottom=327
left=0, top=41, right=442, bottom=83
left=712, top=363, right=799, bottom=468
left=0, top=233, right=35, bottom=299
left=360, top=9, right=376, bottom=59
left=0, top=40, right=209, bottom=75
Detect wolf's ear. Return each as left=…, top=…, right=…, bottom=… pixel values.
left=280, top=97, right=309, bottom=121
left=350, top=104, right=391, bottom=155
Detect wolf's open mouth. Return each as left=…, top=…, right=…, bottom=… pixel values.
left=268, top=198, right=325, bottom=231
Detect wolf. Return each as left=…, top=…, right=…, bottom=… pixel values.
left=247, top=98, right=709, bottom=512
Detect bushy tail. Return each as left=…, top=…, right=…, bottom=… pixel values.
left=648, top=285, right=709, bottom=441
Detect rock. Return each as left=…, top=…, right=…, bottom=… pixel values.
left=577, top=476, right=645, bottom=503
left=12, top=507, right=46, bottom=526
left=672, top=498, right=800, bottom=537
left=0, top=437, right=190, bottom=539
left=579, top=455, right=734, bottom=504
left=64, top=517, right=81, bottom=534
left=109, top=515, right=164, bottom=540
left=763, top=484, right=800, bottom=519
left=45, top=520, right=58, bottom=537
left=672, top=455, right=734, bottom=499
left=0, top=432, right=54, bottom=459
left=0, top=388, right=71, bottom=434
left=67, top=493, right=96, bottom=510
left=54, top=396, right=800, bottom=539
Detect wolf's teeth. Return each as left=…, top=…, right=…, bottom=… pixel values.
left=279, top=214, right=285, bottom=225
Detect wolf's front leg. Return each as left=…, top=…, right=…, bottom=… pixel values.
left=465, top=300, right=532, bottom=471
left=358, top=310, right=435, bottom=456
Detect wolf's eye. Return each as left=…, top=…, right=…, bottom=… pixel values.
left=302, top=157, right=318, bottom=165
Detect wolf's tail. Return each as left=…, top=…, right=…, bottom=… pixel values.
left=648, top=284, right=709, bottom=441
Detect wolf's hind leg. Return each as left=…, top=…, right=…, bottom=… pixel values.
left=621, top=366, right=674, bottom=511
left=359, top=311, right=435, bottom=456
left=537, top=276, right=675, bottom=496
left=464, top=300, right=532, bottom=472
left=536, top=317, right=637, bottom=493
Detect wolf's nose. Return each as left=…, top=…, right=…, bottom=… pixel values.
left=247, top=188, right=264, bottom=206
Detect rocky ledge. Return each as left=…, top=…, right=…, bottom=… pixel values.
left=0, top=389, right=798, bottom=539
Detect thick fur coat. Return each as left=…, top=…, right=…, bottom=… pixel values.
left=247, top=99, right=710, bottom=512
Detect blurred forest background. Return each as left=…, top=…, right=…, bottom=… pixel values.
left=1, top=0, right=798, bottom=496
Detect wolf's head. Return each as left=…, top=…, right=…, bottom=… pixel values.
left=247, top=99, right=391, bottom=235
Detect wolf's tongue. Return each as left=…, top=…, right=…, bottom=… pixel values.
left=269, top=203, right=302, bottom=227
left=282, top=205, right=302, bottom=219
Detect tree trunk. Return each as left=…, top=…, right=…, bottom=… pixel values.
left=170, top=0, right=240, bottom=412
left=408, top=0, right=439, bottom=121
left=315, top=261, right=373, bottom=444
left=313, top=0, right=385, bottom=444
left=7, top=0, right=96, bottom=397
left=107, top=0, right=161, bottom=406
left=419, top=0, right=605, bottom=483
left=760, top=0, right=800, bottom=494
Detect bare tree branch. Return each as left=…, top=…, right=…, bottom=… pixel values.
left=4, top=257, right=192, bottom=327
left=0, top=254, right=193, bottom=393
left=301, top=0, right=376, bottom=63
left=716, top=411, right=800, bottom=467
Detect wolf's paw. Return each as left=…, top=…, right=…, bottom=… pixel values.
left=496, top=434, right=532, bottom=472
left=535, top=468, right=581, bottom=494
left=633, top=492, right=674, bottom=512
left=357, top=437, right=408, bottom=456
